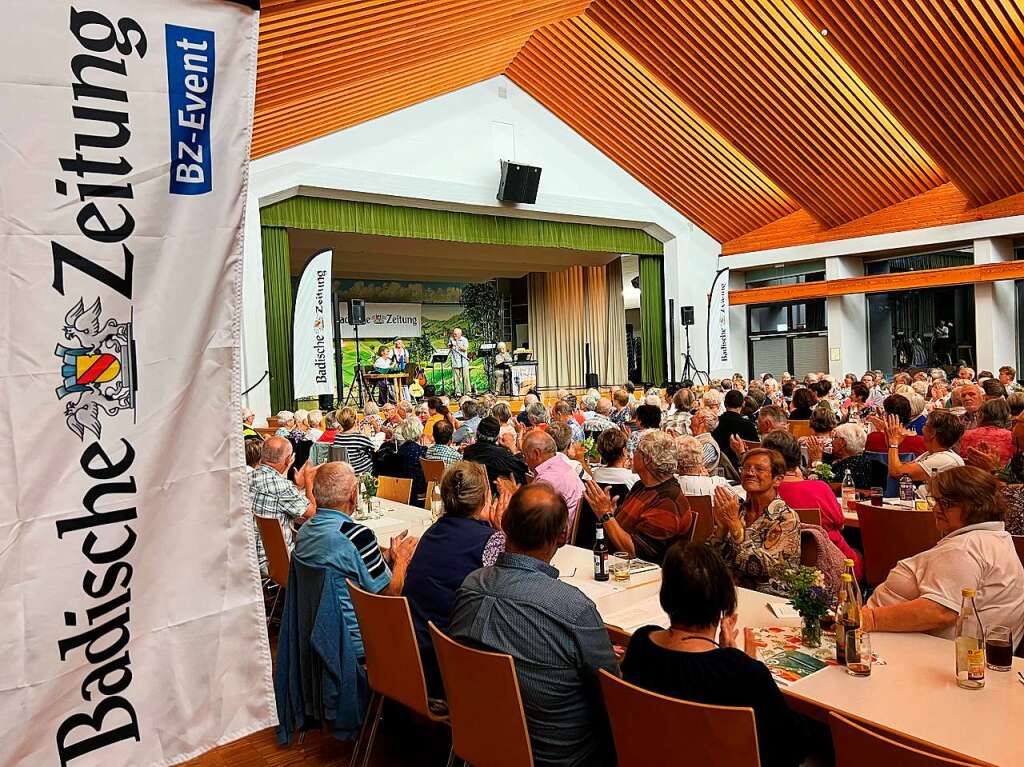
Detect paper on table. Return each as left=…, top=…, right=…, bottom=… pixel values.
left=604, top=594, right=664, bottom=634
left=767, top=602, right=801, bottom=620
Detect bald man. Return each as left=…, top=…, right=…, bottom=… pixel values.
left=521, top=430, right=583, bottom=534
left=249, top=436, right=316, bottom=574
left=294, top=461, right=417, bottom=657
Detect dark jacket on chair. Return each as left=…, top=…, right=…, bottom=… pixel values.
left=275, top=559, right=368, bottom=745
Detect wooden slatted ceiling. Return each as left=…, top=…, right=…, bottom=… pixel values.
left=253, top=0, right=588, bottom=157
left=795, top=0, right=1024, bottom=208
left=586, top=0, right=946, bottom=228
left=507, top=17, right=798, bottom=242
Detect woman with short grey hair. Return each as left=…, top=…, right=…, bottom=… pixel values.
left=675, top=436, right=744, bottom=499
left=384, top=416, right=428, bottom=498
left=830, top=422, right=872, bottom=489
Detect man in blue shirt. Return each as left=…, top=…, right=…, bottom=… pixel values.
left=295, top=461, right=418, bottom=657
left=449, top=484, right=618, bottom=767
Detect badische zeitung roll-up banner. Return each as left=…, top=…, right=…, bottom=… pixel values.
left=292, top=249, right=336, bottom=399
left=0, top=2, right=274, bottom=766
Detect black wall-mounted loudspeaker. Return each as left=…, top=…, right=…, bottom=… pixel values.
left=496, top=160, right=542, bottom=204
left=349, top=298, right=366, bottom=326
left=681, top=305, right=695, bottom=326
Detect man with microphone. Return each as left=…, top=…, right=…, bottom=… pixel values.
left=449, top=327, right=472, bottom=396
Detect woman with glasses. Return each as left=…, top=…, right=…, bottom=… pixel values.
left=710, top=448, right=800, bottom=593
left=862, top=466, right=1024, bottom=640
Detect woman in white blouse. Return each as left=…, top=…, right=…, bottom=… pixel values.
left=863, top=466, right=1024, bottom=640
left=674, top=436, right=744, bottom=499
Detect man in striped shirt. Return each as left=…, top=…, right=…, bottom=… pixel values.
left=294, top=462, right=418, bottom=657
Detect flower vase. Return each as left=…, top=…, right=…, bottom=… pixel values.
left=801, top=615, right=823, bottom=648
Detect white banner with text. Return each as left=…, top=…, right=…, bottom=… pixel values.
left=0, top=2, right=274, bottom=766
left=339, top=301, right=422, bottom=339
left=293, top=249, right=336, bottom=398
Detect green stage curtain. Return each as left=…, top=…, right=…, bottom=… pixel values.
left=261, top=226, right=294, bottom=412
left=261, top=196, right=663, bottom=255
left=639, top=254, right=666, bottom=385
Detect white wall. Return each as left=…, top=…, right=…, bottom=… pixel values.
left=243, top=75, right=720, bottom=418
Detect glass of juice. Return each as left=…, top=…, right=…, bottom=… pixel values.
left=985, top=625, right=1013, bottom=671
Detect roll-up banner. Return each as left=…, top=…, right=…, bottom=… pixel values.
left=707, top=268, right=732, bottom=375
left=292, top=249, right=337, bottom=398
left=0, top=3, right=274, bottom=766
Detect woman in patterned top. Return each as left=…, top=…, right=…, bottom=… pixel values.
left=711, top=448, right=800, bottom=593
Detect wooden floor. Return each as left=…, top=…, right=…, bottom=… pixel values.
left=183, top=705, right=452, bottom=767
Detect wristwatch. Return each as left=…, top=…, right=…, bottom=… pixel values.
left=598, top=512, right=616, bottom=524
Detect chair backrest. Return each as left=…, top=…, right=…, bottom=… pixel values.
left=599, top=670, right=761, bottom=767
left=376, top=475, right=413, bottom=504
left=347, top=580, right=432, bottom=718
left=853, top=501, right=940, bottom=586
left=253, top=514, right=290, bottom=588
left=794, top=507, right=822, bottom=527
left=429, top=622, right=533, bottom=767
left=1012, top=535, right=1024, bottom=569
left=800, top=529, right=819, bottom=567
left=423, top=480, right=436, bottom=510
left=328, top=443, right=350, bottom=464
left=685, top=495, right=715, bottom=544
left=420, top=458, right=446, bottom=484
left=830, top=712, right=980, bottom=767
left=788, top=420, right=812, bottom=438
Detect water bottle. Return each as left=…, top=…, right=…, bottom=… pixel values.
left=899, top=473, right=914, bottom=501
left=841, top=470, right=857, bottom=510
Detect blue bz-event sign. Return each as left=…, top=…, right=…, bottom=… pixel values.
left=166, top=25, right=215, bottom=195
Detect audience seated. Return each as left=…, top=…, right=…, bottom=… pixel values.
left=800, top=404, right=837, bottom=459
left=959, top=398, right=1014, bottom=464
left=452, top=400, right=481, bottom=445
left=711, top=389, right=760, bottom=468
left=294, top=461, right=417, bottom=658
left=621, top=542, right=810, bottom=767
left=589, top=428, right=638, bottom=490
left=675, top=435, right=743, bottom=499
left=865, top=394, right=925, bottom=455
left=403, top=462, right=508, bottom=693
left=552, top=400, right=585, bottom=442
left=424, top=419, right=461, bottom=467
left=957, top=383, right=983, bottom=430
left=966, top=409, right=1024, bottom=535
left=385, top=417, right=428, bottom=498
left=710, top=448, right=800, bottom=593
left=463, top=415, right=528, bottom=490
left=583, top=431, right=693, bottom=564
left=884, top=409, right=964, bottom=487
left=245, top=437, right=262, bottom=472
left=626, top=403, right=662, bottom=457
left=788, top=387, right=816, bottom=420
left=762, top=430, right=862, bottom=579
left=317, top=411, right=339, bottom=443
left=519, top=430, right=584, bottom=532
left=449, top=484, right=618, bottom=767
left=250, top=436, right=316, bottom=574
left=863, top=466, right=1024, bottom=641
left=827, top=422, right=880, bottom=489
left=332, top=406, right=376, bottom=475
left=242, top=406, right=261, bottom=439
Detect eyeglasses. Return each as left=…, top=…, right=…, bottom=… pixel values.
left=930, top=496, right=956, bottom=510
left=741, top=465, right=772, bottom=476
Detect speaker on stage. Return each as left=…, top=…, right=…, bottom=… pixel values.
left=318, top=394, right=334, bottom=411
left=681, top=305, right=695, bottom=326
left=496, top=160, right=542, bottom=204
left=350, top=298, right=366, bottom=326
left=585, top=373, right=599, bottom=389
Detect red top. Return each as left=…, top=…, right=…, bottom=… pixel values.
left=959, top=426, right=1015, bottom=464
left=777, top=479, right=863, bottom=580
left=317, top=430, right=338, bottom=443
left=864, top=431, right=926, bottom=456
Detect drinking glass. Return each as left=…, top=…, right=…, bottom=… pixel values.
left=846, top=631, right=872, bottom=676
left=986, top=625, right=1013, bottom=671
left=610, top=552, right=631, bottom=583
left=869, top=488, right=884, bottom=507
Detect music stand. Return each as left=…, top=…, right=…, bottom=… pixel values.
left=430, top=349, right=450, bottom=396
left=478, top=342, right=497, bottom=394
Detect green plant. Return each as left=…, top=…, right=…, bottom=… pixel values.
left=812, top=462, right=834, bottom=482
left=776, top=565, right=831, bottom=620
left=460, top=281, right=499, bottom=343
left=581, top=436, right=599, bottom=463
left=359, top=473, right=378, bottom=498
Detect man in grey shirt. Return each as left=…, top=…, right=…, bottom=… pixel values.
left=449, top=484, right=618, bottom=767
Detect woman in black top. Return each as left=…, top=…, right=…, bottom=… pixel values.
left=620, top=542, right=810, bottom=767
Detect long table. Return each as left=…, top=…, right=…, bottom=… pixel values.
left=360, top=502, right=1021, bottom=766
left=551, top=545, right=1022, bottom=767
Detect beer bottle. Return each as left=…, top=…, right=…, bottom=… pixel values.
left=593, top=523, right=609, bottom=581
left=955, top=588, right=986, bottom=689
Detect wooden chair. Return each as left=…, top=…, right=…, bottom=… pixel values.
left=793, top=507, right=822, bottom=527
left=376, top=475, right=413, bottom=505
left=421, top=458, right=446, bottom=484
left=800, top=529, right=819, bottom=567
left=423, top=480, right=437, bottom=510
left=788, top=420, right=812, bottom=438
left=599, top=670, right=761, bottom=767
left=253, top=515, right=290, bottom=625
left=830, top=712, right=983, bottom=767
left=1012, top=535, right=1024, bottom=568
left=429, top=622, right=533, bottom=767
left=685, top=495, right=715, bottom=544
left=853, top=501, right=940, bottom=587
left=347, top=582, right=449, bottom=767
